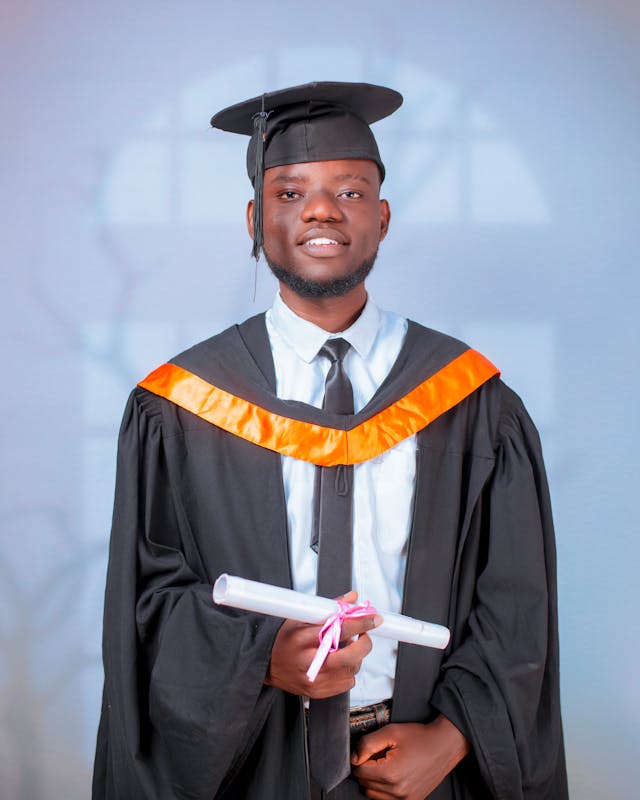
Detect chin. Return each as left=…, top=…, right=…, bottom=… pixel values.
left=265, top=252, right=378, bottom=299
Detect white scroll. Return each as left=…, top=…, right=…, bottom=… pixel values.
left=212, top=573, right=450, bottom=650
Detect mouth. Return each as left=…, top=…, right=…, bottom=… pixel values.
left=299, top=228, right=348, bottom=255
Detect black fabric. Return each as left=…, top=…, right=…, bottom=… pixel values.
left=309, top=339, right=354, bottom=791
left=93, top=314, right=568, bottom=800
left=318, top=338, right=354, bottom=416
left=311, top=338, right=355, bottom=552
left=173, top=314, right=469, bottom=429
left=310, top=774, right=365, bottom=800
left=244, top=104, right=386, bottom=184
left=210, top=81, right=402, bottom=185
left=210, top=80, right=402, bottom=135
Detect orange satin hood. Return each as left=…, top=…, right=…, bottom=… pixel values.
left=138, top=348, right=498, bottom=467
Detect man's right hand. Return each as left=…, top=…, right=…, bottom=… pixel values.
left=264, top=591, right=381, bottom=699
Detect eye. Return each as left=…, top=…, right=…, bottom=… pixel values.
left=339, top=190, right=363, bottom=199
left=278, top=190, right=301, bottom=200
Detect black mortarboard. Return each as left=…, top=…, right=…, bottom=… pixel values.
left=210, top=81, right=403, bottom=260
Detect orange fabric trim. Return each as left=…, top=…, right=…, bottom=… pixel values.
left=138, top=349, right=499, bottom=466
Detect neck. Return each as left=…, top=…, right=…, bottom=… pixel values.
left=278, top=284, right=367, bottom=333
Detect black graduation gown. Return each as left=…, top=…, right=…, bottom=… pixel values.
left=92, top=315, right=568, bottom=800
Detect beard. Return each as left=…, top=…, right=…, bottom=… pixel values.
left=263, top=249, right=378, bottom=299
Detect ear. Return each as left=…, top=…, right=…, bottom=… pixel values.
left=246, top=200, right=254, bottom=239
left=379, top=199, right=391, bottom=242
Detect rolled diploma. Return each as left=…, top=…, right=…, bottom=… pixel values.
left=213, top=573, right=450, bottom=650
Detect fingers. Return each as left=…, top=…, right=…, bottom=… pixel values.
left=353, top=760, right=399, bottom=796
left=332, top=629, right=373, bottom=667
left=337, top=589, right=358, bottom=604
left=266, top=596, right=381, bottom=697
left=333, top=590, right=383, bottom=640
left=307, top=632, right=373, bottom=697
left=361, top=791, right=395, bottom=800
left=352, top=745, right=400, bottom=795
left=351, top=727, right=396, bottom=766
left=275, top=618, right=321, bottom=650
left=340, top=613, right=382, bottom=641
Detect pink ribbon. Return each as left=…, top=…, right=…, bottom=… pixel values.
left=306, top=600, right=378, bottom=683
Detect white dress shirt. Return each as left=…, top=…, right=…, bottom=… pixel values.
left=265, top=293, right=417, bottom=707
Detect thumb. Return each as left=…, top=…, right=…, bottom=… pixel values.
left=351, top=728, right=394, bottom=765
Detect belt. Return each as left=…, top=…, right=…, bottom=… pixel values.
left=304, top=699, right=392, bottom=737
left=348, top=699, right=392, bottom=737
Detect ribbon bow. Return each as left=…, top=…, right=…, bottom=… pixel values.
left=306, top=600, right=378, bottom=683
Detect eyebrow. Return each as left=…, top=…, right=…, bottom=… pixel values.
left=267, top=172, right=372, bottom=185
left=268, top=173, right=308, bottom=184
left=333, top=173, right=372, bottom=185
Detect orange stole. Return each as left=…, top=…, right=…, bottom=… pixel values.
left=138, top=349, right=499, bottom=467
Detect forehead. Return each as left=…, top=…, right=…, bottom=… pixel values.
left=264, top=159, right=381, bottom=185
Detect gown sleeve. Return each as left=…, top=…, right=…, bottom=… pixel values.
left=93, top=389, right=283, bottom=800
left=430, top=390, right=568, bottom=800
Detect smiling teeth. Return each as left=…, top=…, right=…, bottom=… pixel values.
left=307, top=237, right=339, bottom=245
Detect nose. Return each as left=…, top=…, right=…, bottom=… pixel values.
left=301, top=190, right=343, bottom=223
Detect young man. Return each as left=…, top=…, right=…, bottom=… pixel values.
left=93, top=82, right=568, bottom=799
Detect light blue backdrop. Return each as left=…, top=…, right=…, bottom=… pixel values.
left=2, top=1, right=638, bottom=797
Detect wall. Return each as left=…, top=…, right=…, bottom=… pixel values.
left=1, top=1, right=638, bottom=796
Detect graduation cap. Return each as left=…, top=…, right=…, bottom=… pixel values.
left=210, top=81, right=403, bottom=259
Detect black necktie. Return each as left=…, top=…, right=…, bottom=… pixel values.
left=308, top=338, right=354, bottom=792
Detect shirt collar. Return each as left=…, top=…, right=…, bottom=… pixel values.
left=269, top=292, right=381, bottom=364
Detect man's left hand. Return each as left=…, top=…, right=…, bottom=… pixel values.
left=350, top=715, right=470, bottom=800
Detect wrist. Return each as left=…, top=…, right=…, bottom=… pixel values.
left=431, top=714, right=471, bottom=764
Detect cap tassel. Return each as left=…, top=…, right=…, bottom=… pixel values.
left=251, top=102, right=270, bottom=261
